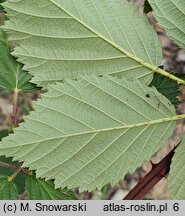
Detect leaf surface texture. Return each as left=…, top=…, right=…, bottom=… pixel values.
left=25, top=175, right=77, bottom=200
left=0, top=76, right=176, bottom=191
left=148, top=0, right=185, bottom=50
left=2, top=0, right=162, bottom=86
left=0, top=176, right=18, bottom=200
left=168, top=140, right=185, bottom=199
left=0, top=41, right=37, bottom=92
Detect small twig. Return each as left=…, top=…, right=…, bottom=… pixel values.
left=11, top=88, right=19, bottom=127
left=123, top=146, right=177, bottom=200
left=8, top=167, right=22, bottom=181
left=0, top=162, right=29, bottom=175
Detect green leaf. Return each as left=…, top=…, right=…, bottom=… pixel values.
left=0, top=156, right=26, bottom=193
left=2, top=0, right=162, bottom=86
left=0, top=175, right=18, bottom=200
left=168, top=140, right=185, bottom=199
left=0, top=128, right=26, bottom=194
left=150, top=73, right=180, bottom=107
left=148, top=0, right=185, bottom=50
left=25, top=175, right=77, bottom=200
left=0, top=76, right=176, bottom=191
left=0, top=130, right=9, bottom=140
left=0, top=0, right=6, bottom=13
left=0, top=41, right=38, bottom=92
left=0, top=29, right=8, bottom=44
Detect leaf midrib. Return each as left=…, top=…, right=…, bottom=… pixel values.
left=3, top=114, right=182, bottom=149
left=48, top=0, right=185, bottom=86
left=49, top=0, right=156, bottom=73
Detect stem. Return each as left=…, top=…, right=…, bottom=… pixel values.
left=132, top=57, right=185, bottom=85
left=11, top=88, right=19, bottom=127
left=123, top=146, right=177, bottom=200
left=0, top=162, right=29, bottom=175
left=8, top=167, right=22, bottom=181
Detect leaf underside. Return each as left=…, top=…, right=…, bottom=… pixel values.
left=148, top=0, right=185, bottom=50
left=1, top=0, right=182, bottom=195
left=168, top=140, right=185, bottom=199
left=0, top=76, right=175, bottom=191
left=2, top=0, right=162, bottom=86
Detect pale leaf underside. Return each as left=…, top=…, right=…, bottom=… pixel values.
left=149, top=0, right=185, bottom=50
left=0, top=76, right=175, bottom=191
left=2, top=0, right=162, bottom=86
left=169, top=140, right=185, bottom=199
